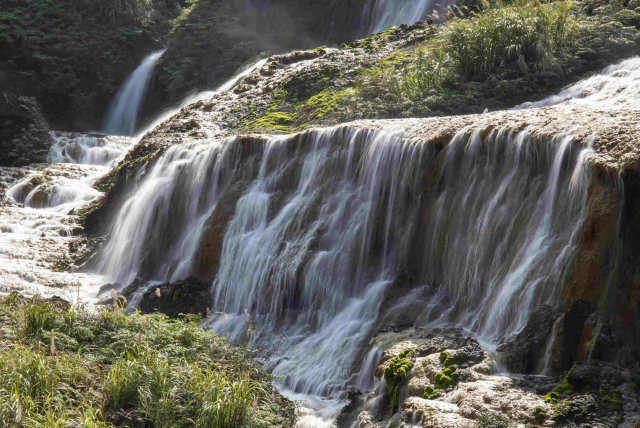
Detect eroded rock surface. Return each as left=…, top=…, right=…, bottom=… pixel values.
left=349, top=330, right=640, bottom=428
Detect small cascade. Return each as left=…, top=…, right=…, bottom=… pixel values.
left=517, top=56, right=640, bottom=110
left=364, top=0, right=435, bottom=33
left=98, top=121, right=594, bottom=422
left=103, top=49, right=166, bottom=136
left=48, top=133, right=129, bottom=165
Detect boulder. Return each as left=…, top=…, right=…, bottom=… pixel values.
left=0, top=92, right=53, bottom=166
left=136, top=277, right=212, bottom=318
left=497, top=305, right=560, bottom=373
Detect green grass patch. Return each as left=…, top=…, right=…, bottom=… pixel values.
left=0, top=293, right=294, bottom=427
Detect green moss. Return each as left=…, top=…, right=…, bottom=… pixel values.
left=248, top=111, right=295, bottom=133
left=600, top=387, right=623, bottom=414
left=439, top=351, right=466, bottom=367
left=423, top=385, right=441, bottom=399
left=295, top=89, right=350, bottom=124
left=434, top=370, right=459, bottom=389
left=384, top=349, right=415, bottom=414
left=542, top=365, right=583, bottom=403
left=534, top=406, right=547, bottom=423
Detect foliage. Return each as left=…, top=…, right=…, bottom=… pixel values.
left=242, top=87, right=352, bottom=133
left=0, top=293, right=294, bottom=427
left=356, top=0, right=582, bottom=105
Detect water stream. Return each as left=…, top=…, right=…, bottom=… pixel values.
left=103, top=49, right=166, bottom=136
left=363, top=0, right=436, bottom=33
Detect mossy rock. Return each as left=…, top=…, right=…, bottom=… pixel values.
left=424, top=385, right=441, bottom=399
left=384, top=349, right=415, bottom=414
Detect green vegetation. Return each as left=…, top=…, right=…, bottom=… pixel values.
left=0, top=293, right=294, bottom=427
left=241, top=87, right=352, bottom=134
left=355, top=0, right=583, bottom=106
left=534, top=405, right=547, bottom=423
left=542, top=364, right=582, bottom=403
left=600, top=386, right=623, bottom=413
left=423, top=351, right=463, bottom=400
left=384, top=349, right=415, bottom=413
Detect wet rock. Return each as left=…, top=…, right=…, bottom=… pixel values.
left=497, top=305, right=559, bottom=373
left=0, top=92, right=53, bottom=167
left=561, top=300, right=595, bottom=370
left=136, top=277, right=211, bottom=318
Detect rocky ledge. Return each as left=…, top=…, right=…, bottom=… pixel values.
left=344, top=329, right=640, bottom=428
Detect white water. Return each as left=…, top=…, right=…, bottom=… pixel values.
left=97, top=121, right=594, bottom=424
left=0, top=133, right=132, bottom=303
left=517, top=56, right=640, bottom=110
left=103, top=49, right=166, bottom=136
left=49, top=132, right=129, bottom=165
left=364, top=0, right=435, bottom=33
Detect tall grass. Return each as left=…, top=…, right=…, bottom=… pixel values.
left=447, top=0, right=579, bottom=79
left=356, top=0, right=582, bottom=102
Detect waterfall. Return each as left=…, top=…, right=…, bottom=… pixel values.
left=102, top=49, right=165, bottom=136
left=98, top=123, right=593, bottom=419
left=364, top=0, right=435, bottom=33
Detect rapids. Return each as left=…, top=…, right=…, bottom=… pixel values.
left=517, top=56, right=640, bottom=110
left=0, top=133, right=129, bottom=303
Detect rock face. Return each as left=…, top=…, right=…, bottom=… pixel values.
left=344, top=330, right=640, bottom=427
left=0, top=92, right=53, bottom=166
left=497, top=305, right=560, bottom=373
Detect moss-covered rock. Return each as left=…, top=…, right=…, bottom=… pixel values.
left=384, top=349, right=415, bottom=413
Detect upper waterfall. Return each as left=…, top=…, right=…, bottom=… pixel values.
left=364, top=0, right=436, bottom=33
left=102, top=49, right=166, bottom=136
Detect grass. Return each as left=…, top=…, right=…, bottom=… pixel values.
left=356, top=0, right=583, bottom=104
left=0, top=293, right=294, bottom=427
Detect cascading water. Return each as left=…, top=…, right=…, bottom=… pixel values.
left=364, top=0, right=435, bottom=33
left=0, top=133, right=130, bottom=302
left=517, top=56, right=640, bottom=110
left=102, top=49, right=166, bottom=136
left=98, top=120, right=594, bottom=424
